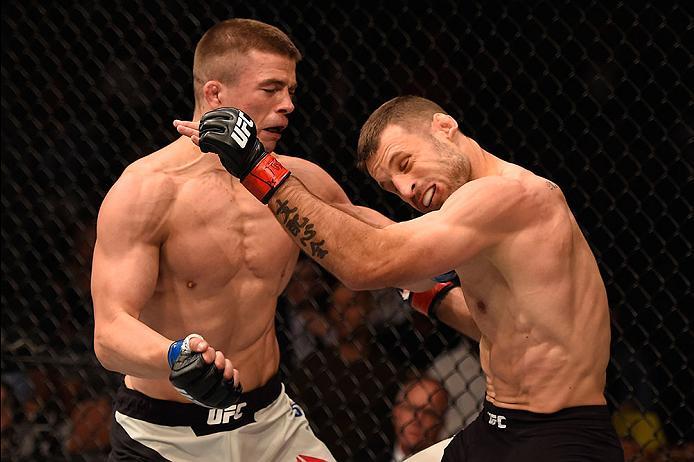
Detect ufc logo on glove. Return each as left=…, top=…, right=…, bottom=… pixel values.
left=231, top=111, right=254, bottom=148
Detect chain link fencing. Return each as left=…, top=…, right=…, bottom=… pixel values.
left=2, top=1, right=692, bottom=460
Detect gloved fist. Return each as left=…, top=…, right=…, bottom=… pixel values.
left=399, top=271, right=460, bottom=319
left=168, top=334, right=243, bottom=409
left=199, top=107, right=291, bottom=203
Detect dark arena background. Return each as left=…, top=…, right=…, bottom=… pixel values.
left=2, top=1, right=692, bottom=461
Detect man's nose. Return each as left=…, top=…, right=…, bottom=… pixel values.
left=392, top=175, right=415, bottom=200
left=277, top=89, right=294, bottom=114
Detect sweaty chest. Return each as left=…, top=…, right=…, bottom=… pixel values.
left=160, top=176, right=298, bottom=287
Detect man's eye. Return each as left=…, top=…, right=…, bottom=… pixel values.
left=400, top=159, right=409, bottom=171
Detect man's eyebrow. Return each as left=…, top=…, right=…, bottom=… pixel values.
left=258, top=78, right=296, bottom=90
left=389, top=150, right=406, bottom=168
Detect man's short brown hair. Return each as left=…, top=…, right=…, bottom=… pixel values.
left=193, top=19, right=301, bottom=102
left=356, top=95, right=447, bottom=172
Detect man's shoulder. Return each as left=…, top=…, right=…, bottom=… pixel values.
left=110, top=143, right=188, bottom=196
left=442, top=175, right=545, bottom=228
left=113, top=162, right=176, bottom=198
left=121, top=147, right=172, bottom=176
left=449, top=175, right=525, bottom=206
left=461, top=169, right=558, bottom=202
left=99, top=158, right=177, bottom=220
left=96, top=167, right=176, bottom=242
left=275, top=154, right=351, bottom=204
left=498, top=166, right=562, bottom=195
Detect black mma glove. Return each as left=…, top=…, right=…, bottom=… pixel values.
left=198, top=107, right=291, bottom=203
left=399, top=271, right=461, bottom=319
left=168, top=334, right=243, bottom=408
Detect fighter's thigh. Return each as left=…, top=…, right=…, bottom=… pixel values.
left=234, top=398, right=336, bottom=462
left=111, top=412, right=226, bottom=461
left=272, top=402, right=336, bottom=462
left=109, top=414, right=168, bottom=461
left=441, top=431, right=469, bottom=462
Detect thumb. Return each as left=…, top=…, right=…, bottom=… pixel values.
left=185, top=334, right=207, bottom=352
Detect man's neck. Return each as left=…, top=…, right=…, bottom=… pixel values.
left=161, top=137, right=223, bottom=172
left=463, top=137, right=505, bottom=180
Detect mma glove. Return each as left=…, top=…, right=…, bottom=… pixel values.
left=198, top=107, right=291, bottom=203
left=399, top=271, right=460, bottom=320
left=168, top=334, right=243, bottom=408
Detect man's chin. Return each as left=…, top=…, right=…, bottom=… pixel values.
left=260, top=140, right=277, bottom=153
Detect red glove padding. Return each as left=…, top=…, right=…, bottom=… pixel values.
left=400, top=281, right=458, bottom=319
left=241, top=154, right=291, bottom=204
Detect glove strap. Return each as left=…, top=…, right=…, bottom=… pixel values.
left=241, top=154, right=291, bottom=204
left=410, top=281, right=456, bottom=319
left=167, top=333, right=204, bottom=368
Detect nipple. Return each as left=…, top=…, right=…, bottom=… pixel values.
left=187, top=281, right=197, bottom=289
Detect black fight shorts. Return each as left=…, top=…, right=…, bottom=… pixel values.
left=442, top=400, right=624, bottom=462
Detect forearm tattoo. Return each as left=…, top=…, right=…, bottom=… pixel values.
left=274, top=199, right=329, bottom=259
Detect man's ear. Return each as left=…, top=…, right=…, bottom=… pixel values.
left=202, top=80, right=223, bottom=109
left=431, top=113, right=459, bottom=140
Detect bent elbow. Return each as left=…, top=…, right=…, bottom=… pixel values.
left=93, top=336, right=107, bottom=368
left=93, top=329, right=114, bottom=371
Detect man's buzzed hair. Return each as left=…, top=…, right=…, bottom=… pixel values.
left=356, top=95, right=447, bottom=172
left=193, top=18, right=301, bottom=106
